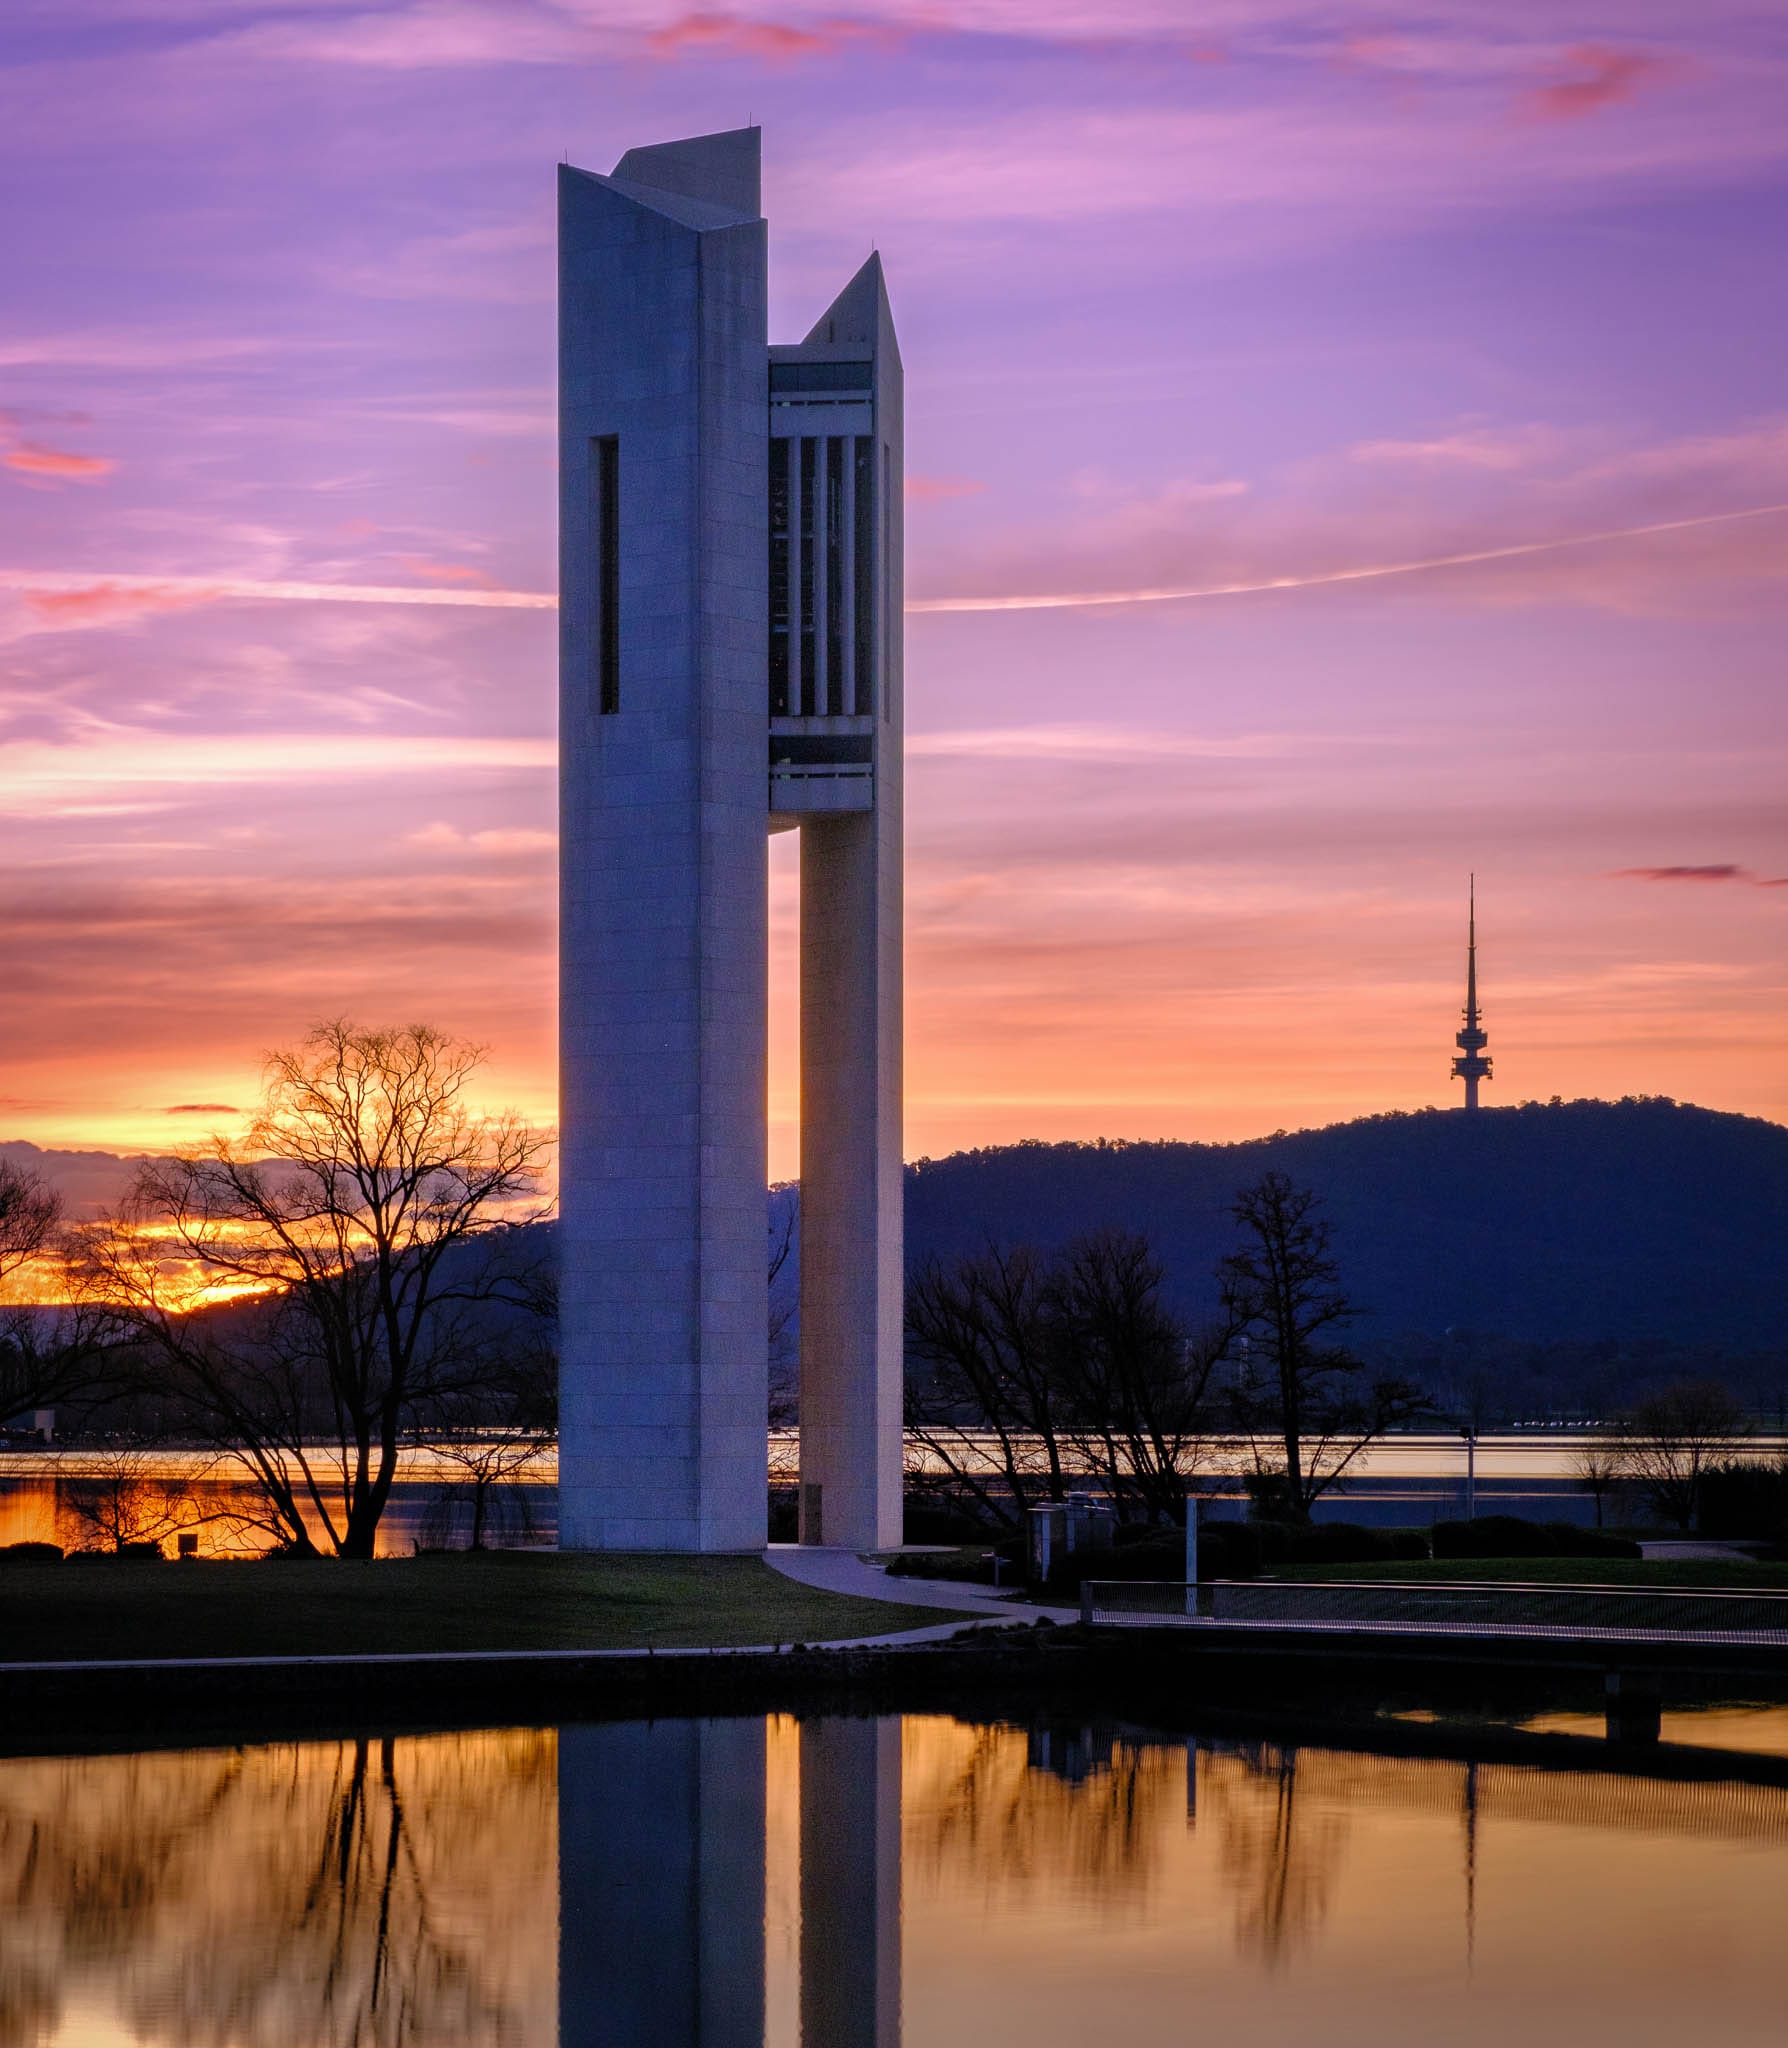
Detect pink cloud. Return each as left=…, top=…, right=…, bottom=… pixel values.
left=4, top=443, right=115, bottom=482
left=1613, top=865, right=1788, bottom=888
left=906, top=474, right=986, bottom=503
left=646, top=12, right=895, bottom=62
left=1524, top=45, right=1676, bottom=122
left=1350, top=428, right=1556, bottom=472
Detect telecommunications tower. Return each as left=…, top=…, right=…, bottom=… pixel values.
left=1451, top=877, right=1492, bottom=1111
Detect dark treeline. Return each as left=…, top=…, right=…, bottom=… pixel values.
left=904, top=1099, right=1788, bottom=1357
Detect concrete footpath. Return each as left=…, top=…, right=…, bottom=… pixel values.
left=765, top=1544, right=1080, bottom=1632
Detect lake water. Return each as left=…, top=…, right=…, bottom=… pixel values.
left=12, top=1429, right=1780, bottom=1555
left=7, top=1710, right=1787, bottom=2046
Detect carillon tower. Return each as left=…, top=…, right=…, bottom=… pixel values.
left=1451, top=877, right=1492, bottom=1111
left=556, top=128, right=904, bottom=1552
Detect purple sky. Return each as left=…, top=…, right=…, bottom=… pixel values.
left=2, top=1, right=1785, bottom=1174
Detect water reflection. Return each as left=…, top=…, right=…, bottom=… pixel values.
left=0, top=1731, right=555, bottom=2046
left=5, top=1713, right=1788, bottom=2046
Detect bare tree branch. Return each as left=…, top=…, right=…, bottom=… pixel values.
left=75, top=1020, right=552, bottom=1558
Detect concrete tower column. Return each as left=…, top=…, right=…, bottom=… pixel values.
left=557, top=131, right=769, bottom=1552
left=787, top=257, right=906, bottom=1554
left=558, top=128, right=903, bottom=1554
left=558, top=1720, right=767, bottom=2046
left=800, top=1716, right=902, bottom=2048
left=800, top=806, right=903, bottom=1548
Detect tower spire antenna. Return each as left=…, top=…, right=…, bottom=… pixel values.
left=1451, top=874, right=1492, bottom=1111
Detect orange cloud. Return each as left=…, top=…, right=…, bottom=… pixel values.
left=395, top=554, right=497, bottom=587
left=4, top=442, right=115, bottom=481
left=647, top=12, right=894, bottom=61
left=906, top=474, right=985, bottom=503
left=1524, top=45, right=1675, bottom=122
left=20, top=581, right=213, bottom=626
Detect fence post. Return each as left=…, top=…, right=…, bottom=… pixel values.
left=1080, top=1583, right=1094, bottom=1627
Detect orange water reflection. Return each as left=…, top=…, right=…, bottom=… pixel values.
left=3, top=1715, right=1787, bottom=2046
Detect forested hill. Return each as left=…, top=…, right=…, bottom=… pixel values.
left=903, top=1100, right=1788, bottom=1352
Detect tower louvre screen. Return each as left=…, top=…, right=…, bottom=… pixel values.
left=769, top=438, right=791, bottom=715
left=881, top=443, right=892, bottom=721
left=852, top=436, right=875, bottom=715
left=799, top=436, right=817, bottom=716
left=825, top=437, right=845, bottom=714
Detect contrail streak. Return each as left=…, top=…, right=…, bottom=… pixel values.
left=904, top=502, right=1788, bottom=614
left=4, top=501, right=1784, bottom=619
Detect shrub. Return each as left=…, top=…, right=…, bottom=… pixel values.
left=1431, top=1515, right=1640, bottom=1561
left=1244, top=1520, right=1430, bottom=1569
left=886, top=1535, right=1023, bottom=1582
left=1697, top=1460, right=1788, bottom=1541
left=1196, top=1521, right=1263, bottom=1580
left=0, top=1541, right=63, bottom=1564
left=902, top=1501, right=993, bottom=1544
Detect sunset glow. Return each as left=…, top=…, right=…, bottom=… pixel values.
left=4, top=1, right=1786, bottom=1179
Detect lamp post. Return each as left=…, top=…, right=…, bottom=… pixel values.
left=1461, top=1425, right=1478, bottom=1521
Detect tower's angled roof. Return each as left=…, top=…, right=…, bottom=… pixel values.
left=803, top=251, right=901, bottom=366
left=603, top=126, right=762, bottom=224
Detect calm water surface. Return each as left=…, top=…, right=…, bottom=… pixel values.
left=15, top=1430, right=1783, bottom=1555
left=5, top=1712, right=1786, bottom=2046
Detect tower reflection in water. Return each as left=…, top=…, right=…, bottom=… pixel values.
left=558, top=1716, right=901, bottom=2048
left=6, top=1712, right=1788, bottom=2047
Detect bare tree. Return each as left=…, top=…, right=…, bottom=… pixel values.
left=414, top=1326, right=557, bottom=1550
left=1049, top=1229, right=1238, bottom=1525
left=0, top=1157, right=116, bottom=1428
left=55, top=1444, right=221, bottom=1555
left=768, top=1190, right=799, bottom=1429
left=1619, top=1379, right=1750, bottom=1531
left=418, top=1425, right=555, bottom=1551
left=1569, top=1433, right=1628, bottom=1529
left=0, top=1158, right=60, bottom=1287
left=1219, top=1171, right=1421, bottom=1522
left=905, top=1242, right=1070, bottom=1528
left=906, top=1229, right=1234, bottom=1529
left=81, top=1021, right=550, bottom=1559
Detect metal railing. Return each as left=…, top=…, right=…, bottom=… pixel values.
left=1080, top=1578, right=1788, bottom=1647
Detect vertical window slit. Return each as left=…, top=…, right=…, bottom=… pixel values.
left=594, top=435, right=619, bottom=716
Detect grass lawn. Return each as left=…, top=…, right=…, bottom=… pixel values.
left=1273, top=1557, right=1788, bottom=1590
left=0, top=1553, right=948, bottom=1664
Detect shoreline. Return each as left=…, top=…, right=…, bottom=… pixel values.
left=6, top=1623, right=1788, bottom=1784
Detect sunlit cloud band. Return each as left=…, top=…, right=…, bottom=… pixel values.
left=7, top=501, right=1785, bottom=623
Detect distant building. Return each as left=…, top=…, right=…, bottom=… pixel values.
left=1451, top=877, right=1492, bottom=1111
